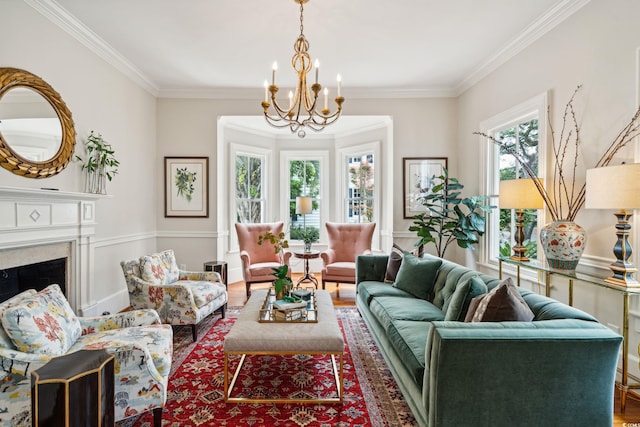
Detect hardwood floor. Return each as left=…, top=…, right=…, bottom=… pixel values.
left=226, top=273, right=640, bottom=425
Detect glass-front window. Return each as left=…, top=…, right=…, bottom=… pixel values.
left=289, top=159, right=321, bottom=241
left=235, top=154, right=264, bottom=223
left=497, top=119, right=540, bottom=260
left=346, top=153, right=375, bottom=224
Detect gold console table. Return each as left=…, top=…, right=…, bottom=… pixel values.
left=499, top=256, right=640, bottom=412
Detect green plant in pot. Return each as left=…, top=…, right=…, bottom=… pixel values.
left=75, top=131, right=119, bottom=194
left=409, top=168, right=495, bottom=258
left=272, top=264, right=293, bottom=300
left=257, top=229, right=293, bottom=298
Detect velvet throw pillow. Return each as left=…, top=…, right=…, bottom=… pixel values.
left=384, top=243, right=405, bottom=283
left=465, top=277, right=534, bottom=322
left=392, top=253, right=442, bottom=300
left=444, top=276, right=488, bottom=321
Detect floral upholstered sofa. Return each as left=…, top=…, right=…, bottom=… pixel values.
left=121, top=249, right=227, bottom=341
left=0, top=284, right=172, bottom=427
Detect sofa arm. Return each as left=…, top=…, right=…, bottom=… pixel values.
left=356, top=254, right=388, bottom=283
left=79, top=309, right=161, bottom=334
left=179, top=270, right=222, bottom=283
left=424, top=320, right=622, bottom=427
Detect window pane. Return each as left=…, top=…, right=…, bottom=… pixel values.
left=346, top=154, right=374, bottom=223
left=497, top=118, right=539, bottom=259
left=289, top=159, right=321, bottom=240
left=235, top=154, right=264, bottom=223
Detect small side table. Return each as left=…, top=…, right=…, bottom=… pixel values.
left=31, top=349, right=114, bottom=427
left=293, top=250, right=320, bottom=288
left=204, top=260, right=228, bottom=288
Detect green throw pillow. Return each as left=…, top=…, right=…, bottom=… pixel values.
left=392, top=253, right=442, bottom=300
left=444, top=276, right=488, bottom=321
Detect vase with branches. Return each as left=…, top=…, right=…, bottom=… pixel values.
left=476, top=85, right=640, bottom=268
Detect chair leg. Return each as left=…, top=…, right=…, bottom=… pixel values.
left=191, top=324, right=197, bottom=342
left=322, top=279, right=326, bottom=290
left=245, top=282, right=251, bottom=298
left=153, top=407, right=163, bottom=427
left=221, top=303, right=227, bottom=319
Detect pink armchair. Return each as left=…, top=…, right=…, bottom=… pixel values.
left=321, top=222, right=376, bottom=289
left=235, top=222, right=292, bottom=297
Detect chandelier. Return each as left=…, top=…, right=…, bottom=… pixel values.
left=261, top=0, right=344, bottom=138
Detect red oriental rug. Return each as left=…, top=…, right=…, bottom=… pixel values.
left=119, top=307, right=416, bottom=427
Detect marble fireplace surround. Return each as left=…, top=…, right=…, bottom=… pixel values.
left=0, top=186, right=106, bottom=315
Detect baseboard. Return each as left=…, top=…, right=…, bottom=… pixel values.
left=78, top=288, right=130, bottom=317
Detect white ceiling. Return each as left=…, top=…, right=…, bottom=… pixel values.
left=32, top=0, right=588, bottom=99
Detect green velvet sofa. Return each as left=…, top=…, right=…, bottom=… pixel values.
left=355, top=253, right=623, bottom=427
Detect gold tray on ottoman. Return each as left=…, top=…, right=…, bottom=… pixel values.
left=259, top=290, right=318, bottom=323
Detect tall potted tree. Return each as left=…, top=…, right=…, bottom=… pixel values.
left=409, top=169, right=495, bottom=258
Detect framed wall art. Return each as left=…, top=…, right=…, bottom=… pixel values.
left=403, top=157, right=448, bottom=219
left=164, top=156, right=209, bottom=218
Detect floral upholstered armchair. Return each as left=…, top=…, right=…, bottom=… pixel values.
left=120, top=249, right=227, bottom=341
left=0, top=284, right=172, bottom=427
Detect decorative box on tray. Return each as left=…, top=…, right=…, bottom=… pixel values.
left=259, top=289, right=318, bottom=323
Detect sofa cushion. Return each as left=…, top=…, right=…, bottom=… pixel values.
left=0, top=289, right=37, bottom=349
left=140, top=250, right=179, bottom=285
left=174, top=280, right=226, bottom=308
left=72, top=324, right=173, bottom=377
left=392, top=253, right=442, bottom=300
left=370, top=296, right=444, bottom=335
left=444, top=277, right=488, bottom=321
left=384, top=243, right=405, bottom=283
left=358, top=281, right=415, bottom=306
left=386, top=319, right=429, bottom=388
left=466, top=278, right=535, bottom=322
left=2, top=284, right=81, bottom=355
left=325, top=261, right=356, bottom=277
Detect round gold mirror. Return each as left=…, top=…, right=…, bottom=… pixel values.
left=0, top=68, right=75, bottom=178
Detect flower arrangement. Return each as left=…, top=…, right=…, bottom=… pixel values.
left=476, top=86, right=640, bottom=222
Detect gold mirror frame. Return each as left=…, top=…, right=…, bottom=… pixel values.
left=0, top=68, right=75, bottom=178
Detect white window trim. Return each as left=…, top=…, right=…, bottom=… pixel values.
left=336, top=140, right=381, bottom=249
left=478, top=92, right=548, bottom=269
left=280, top=150, right=330, bottom=243
left=229, top=142, right=272, bottom=251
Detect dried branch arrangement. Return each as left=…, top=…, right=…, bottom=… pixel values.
left=476, top=86, right=640, bottom=222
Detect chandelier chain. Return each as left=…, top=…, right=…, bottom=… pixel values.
left=299, top=1, right=304, bottom=36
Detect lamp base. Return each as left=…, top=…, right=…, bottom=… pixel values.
left=604, top=262, right=640, bottom=287
left=510, top=255, right=530, bottom=262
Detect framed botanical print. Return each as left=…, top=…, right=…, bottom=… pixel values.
left=164, top=156, right=209, bottom=218
left=403, top=157, right=448, bottom=219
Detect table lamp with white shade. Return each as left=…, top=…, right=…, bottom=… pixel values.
left=295, top=196, right=313, bottom=250
left=586, top=163, right=640, bottom=286
left=499, top=178, right=544, bottom=262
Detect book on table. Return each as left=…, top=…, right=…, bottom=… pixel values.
left=273, top=299, right=307, bottom=310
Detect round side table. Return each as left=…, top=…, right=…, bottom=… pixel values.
left=293, top=249, right=320, bottom=288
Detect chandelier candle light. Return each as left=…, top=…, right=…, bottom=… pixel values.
left=261, top=0, right=344, bottom=138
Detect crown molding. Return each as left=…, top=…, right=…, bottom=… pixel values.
left=27, top=0, right=589, bottom=100
left=455, top=0, right=591, bottom=96
left=25, top=0, right=159, bottom=96
left=157, top=86, right=457, bottom=100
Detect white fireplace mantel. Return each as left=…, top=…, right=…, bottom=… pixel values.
left=0, top=186, right=111, bottom=314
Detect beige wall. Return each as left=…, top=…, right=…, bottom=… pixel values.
left=156, top=97, right=457, bottom=281
left=0, top=1, right=158, bottom=312
left=457, top=0, right=640, bottom=378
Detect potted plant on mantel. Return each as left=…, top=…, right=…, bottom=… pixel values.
left=476, top=85, right=640, bottom=270
left=409, top=168, right=495, bottom=259
left=75, top=130, right=119, bottom=195
left=257, top=229, right=293, bottom=299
